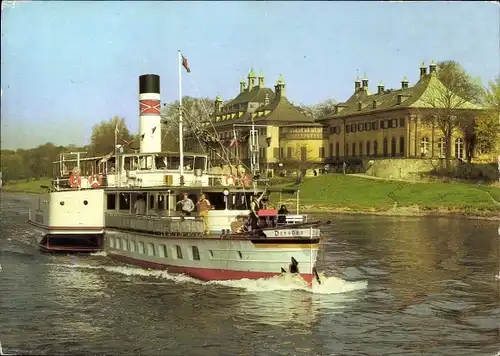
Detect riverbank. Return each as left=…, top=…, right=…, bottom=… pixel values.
left=277, top=174, right=500, bottom=220
left=0, top=178, right=52, bottom=194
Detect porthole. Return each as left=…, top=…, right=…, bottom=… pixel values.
left=60, top=201, right=65, bottom=206
left=83, top=200, right=88, bottom=205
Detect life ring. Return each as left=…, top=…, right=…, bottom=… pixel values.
left=69, top=173, right=81, bottom=188
left=226, top=175, right=235, bottom=186
left=242, top=174, right=252, bottom=187
left=89, top=174, right=102, bottom=189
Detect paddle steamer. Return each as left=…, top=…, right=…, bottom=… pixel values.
left=28, top=51, right=327, bottom=285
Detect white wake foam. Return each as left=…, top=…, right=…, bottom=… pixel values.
left=90, top=251, right=108, bottom=257
left=50, top=263, right=367, bottom=295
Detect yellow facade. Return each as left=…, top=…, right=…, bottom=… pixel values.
left=318, top=61, right=483, bottom=162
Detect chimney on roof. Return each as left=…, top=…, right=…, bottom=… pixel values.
left=274, top=74, right=286, bottom=100
left=214, top=94, right=223, bottom=113
left=354, top=76, right=361, bottom=92
left=377, top=81, right=385, bottom=94
left=264, top=93, right=269, bottom=106
left=429, top=60, right=437, bottom=75
left=401, top=76, right=409, bottom=90
left=248, top=68, right=257, bottom=89
left=258, top=70, right=264, bottom=88
left=362, top=72, right=368, bottom=91
left=239, top=78, right=246, bottom=93
left=419, top=61, right=427, bottom=79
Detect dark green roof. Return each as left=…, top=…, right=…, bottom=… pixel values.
left=224, top=86, right=275, bottom=109
left=317, top=72, right=482, bottom=122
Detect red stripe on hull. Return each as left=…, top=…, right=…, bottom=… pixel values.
left=110, top=253, right=314, bottom=286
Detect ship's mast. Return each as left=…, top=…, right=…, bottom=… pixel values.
left=178, top=50, right=185, bottom=180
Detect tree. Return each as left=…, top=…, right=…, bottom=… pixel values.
left=295, top=98, right=337, bottom=120
left=476, top=76, right=500, bottom=154
left=89, top=116, right=134, bottom=156
left=420, top=61, right=483, bottom=165
left=160, top=96, right=214, bottom=152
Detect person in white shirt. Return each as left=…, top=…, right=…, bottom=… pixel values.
left=134, top=194, right=146, bottom=215
left=177, top=193, right=195, bottom=216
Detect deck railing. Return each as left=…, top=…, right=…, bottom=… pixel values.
left=105, top=212, right=204, bottom=235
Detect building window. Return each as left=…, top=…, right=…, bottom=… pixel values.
left=175, top=245, right=183, bottom=259
left=399, top=118, right=406, bottom=127
left=345, top=143, right=349, bottom=157
left=352, top=142, right=356, bottom=156
left=351, top=124, right=356, bottom=132
left=122, top=238, right=129, bottom=251
left=138, top=241, right=145, bottom=254
left=358, top=123, right=364, bottom=132
left=300, top=147, right=307, bottom=162
left=279, top=147, right=284, bottom=159
left=380, top=120, right=385, bottom=129
left=359, top=141, right=363, bottom=156
left=287, top=147, right=292, bottom=158
left=319, top=147, right=325, bottom=158
left=372, top=121, right=378, bottom=130
left=273, top=147, right=279, bottom=158
left=109, top=237, right=114, bottom=249
left=421, top=137, right=429, bottom=157
left=399, top=136, right=405, bottom=156
left=159, top=244, right=167, bottom=258
left=383, top=138, right=388, bottom=156
left=364, top=122, right=370, bottom=131
left=366, top=141, right=371, bottom=156
left=147, top=243, right=155, bottom=256
left=391, top=137, right=397, bottom=157
left=329, top=143, right=333, bottom=158
left=346, top=125, right=351, bottom=133
left=192, top=246, right=200, bottom=260
left=438, top=137, right=446, bottom=158
left=335, top=142, right=340, bottom=159
left=130, top=240, right=136, bottom=252
left=373, top=140, right=378, bottom=156
left=391, top=119, right=398, bottom=128
left=455, top=138, right=464, bottom=159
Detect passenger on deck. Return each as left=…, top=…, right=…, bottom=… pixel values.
left=196, top=193, right=211, bottom=234
left=249, top=193, right=264, bottom=230
left=277, top=205, right=289, bottom=224
left=177, top=193, right=195, bottom=216
left=134, top=195, right=146, bottom=215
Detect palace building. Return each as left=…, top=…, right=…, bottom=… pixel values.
left=208, top=69, right=325, bottom=175
left=317, top=61, right=483, bottom=163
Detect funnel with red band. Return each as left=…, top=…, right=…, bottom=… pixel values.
left=139, top=74, right=161, bottom=153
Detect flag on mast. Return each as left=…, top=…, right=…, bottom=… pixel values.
left=181, top=55, right=191, bottom=73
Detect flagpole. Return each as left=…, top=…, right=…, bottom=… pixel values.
left=178, top=50, right=184, bottom=178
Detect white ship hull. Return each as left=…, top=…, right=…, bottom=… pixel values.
left=104, top=229, right=320, bottom=285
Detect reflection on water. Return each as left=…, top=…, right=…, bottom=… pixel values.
left=1, top=192, right=499, bottom=356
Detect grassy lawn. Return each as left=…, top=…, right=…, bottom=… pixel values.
left=275, top=174, right=500, bottom=214
left=1, top=178, right=52, bottom=194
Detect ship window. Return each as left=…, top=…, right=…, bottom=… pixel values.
left=138, top=241, right=145, bottom=254
left=159, top=244, right=167, bottom=258
left=209, top=250, right=214, bottom=258
left=60, top=201, right=64, bottom=206
left=147, top=243, right=155, bottom=256
left=176, top=245, right=183, bottom=259
left=122, top=238, right=128, bottom=251
left=130, top=240, right=136, bottom=252
left=192, top=246, right=200, bottom=260
left=107, top=194, right=116, bottom=210
left=238, top=251, right=243, bottom=259
left=83, top=200, right=88, bottom=206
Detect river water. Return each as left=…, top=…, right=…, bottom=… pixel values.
left=0, top=192, right=498, bottom=356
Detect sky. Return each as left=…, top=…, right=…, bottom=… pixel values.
left=1, top=1, right=499, bottom=149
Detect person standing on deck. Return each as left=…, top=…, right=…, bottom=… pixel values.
left=177, top=193, right=195, bottom=216
left=249, top=192, right=265, bottom=230
left=134, top=194, right=146, bottom=215
left=196, top=193, right=212, bottom=234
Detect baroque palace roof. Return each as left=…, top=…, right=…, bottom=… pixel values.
left=317, top=61, right=482, bottom=123
left=211, top=70, right=316, bottom=129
